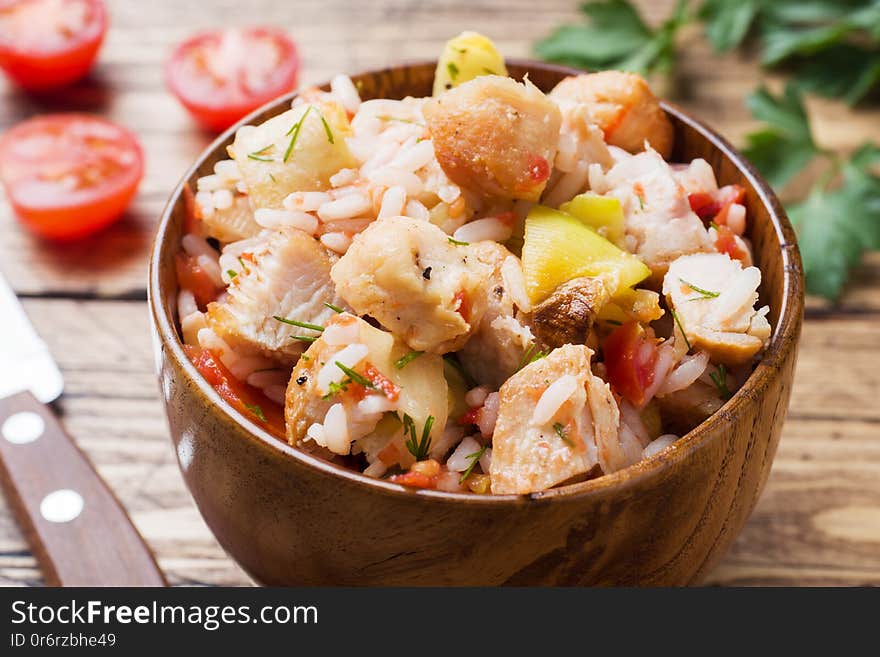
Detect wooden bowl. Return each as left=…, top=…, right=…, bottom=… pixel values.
left=148, top=60, right=803, bottom=585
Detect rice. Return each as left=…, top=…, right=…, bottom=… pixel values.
left=315, top=343, right=369, bottom=394
left=284, top=191, right=332, bottom=212
left=320, top=232, right=353, bottom=254
left=254, top=208, right=318, bottom=234
left=329, top=168, right=358, bottom=188
left=658, top=351, right=710, bottom=396
left=404, top=199, right=429, bottom=222
left=726, top=202, right=747, bottom=235
left=212, top=188, right=234, bottom=210
left=317, top=193, right=372, bottom=222
left=643, top=434, right=678, bottom=459
left=182, top=233, right=218, bottom=260
left=478, top=392, right=500, bottom=437
left=501, top=256, right=531, bottom=312
left=543, top=160, right=589, bottom=208
left=322, top=403, right=351, bottom=454
left=531, top=375, right=577, bottom=426
left=452, top=216, right=511, bottom=243
left=465, top=385, right=490, bottom=408
left=447, top=435, right=483, bottom=472
left=177, top=289, right=198, bottom=319
left=196, top=254, right=225, bottom=288
left=367, top=167, right=423, bottom=196
left=330, top=74, right=361, bottom=114
left=389, top=139, right=435, bottom=173
left=378, top=185, right=407, bottom=218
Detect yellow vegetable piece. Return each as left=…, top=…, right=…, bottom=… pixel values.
left=560, top=192, right=626, bottom=245
left=522, top=205, right=651, bottom=305
left=614, top=287, right=664, bottom=322
left=433, top=31, right=508, bottom=96
left=443, top=357, right=469, bottom=420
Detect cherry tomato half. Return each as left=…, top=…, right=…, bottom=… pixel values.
left=166, top=27, right=299, bottom=132
left=0, top=113, right=144, bottom=239
left=603, top=320, right=658, bottom=407
left=0, top=0, right=106, bottom=90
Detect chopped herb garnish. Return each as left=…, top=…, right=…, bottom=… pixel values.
left=237, top=257, right=250, bottom=273
left=292, top=335, right=318, bottom=343
left=709, top=221, right=722, bottom=232
left=244, top=403, right=266, bottom=422
left=322, top=380, right=349, bottom=400
left=680, top=278, right=720, bottom=299
left=403, top=413, right=434, bottom=461
left=553, top=422, right=573, bottom=446
left=273, top=315, right=324, bottom=332
left=517, top=343, right=548, bottom=372
left=459, top=446, right=488, bottom=484
left=247, top=144, right=274, bottom=161
left=318, top=110, right=335, bottom=143
left=334, top=362, right=377, bottom=391
left=670, top=309, right=692, bottom=352
left=710, top=364, right=732, bottom=400
left=324, top=302, right=344, bottom=313
left=637, top=194, right=645, bottom=210
left=284, top=106, right=312, bottom=162
left=447, top=62, right=460, bottom=80
left=269, top=173, right=277, bottom=183
left=448, top=237, right=469, bottom=246
left=227, top=269, right=237, bottom=279
left=395, top=350, right=424, bottom=369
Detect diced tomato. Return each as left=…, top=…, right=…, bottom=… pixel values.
left=0, top=113, right=143, bottom=239
left=182, top=182, right=201, bottom=236
left=362, top=364, right=400, bottom=402
left=687, top=192, right=720, bottom=220
left=688, top=184, right=746, bottom=225
left=495, top=210, right=517, bottom=226
left=165, top=27, right=300, bottom=131
left=176, top=253, right=222, bottom=310
left=184, top=345, right=286, bottom=439
left=603, top=320, right=658, bottom=406
left=377, top=443, right=401, bottom=467
left=713, top=223, right=748, bottom=264
left=0, top=0, right=107, bottom=90
left=389, top=470, right=438, bottom=489
left=459, top=406, right=481, bottom=427
left=527, top=154, right=550, bottom=183
left=454, top=290, right=471, bottom=323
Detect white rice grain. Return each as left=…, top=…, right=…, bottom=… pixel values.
left=182, top=233, right=218, bottom=260
left=532, top=375, right=578, bottom=426
left=465, top=385, right=490, bottom=408
left=317, top=193, right=372, bottom=222
left=316, top=343, right=369, bottom=394
left=378, top=185, right=407, bottom=218
left=330, top=74, right=361, bottom=113
left=194, top=190, right=216, bottom=219
left=196, top=254, right=225, bottom=288
left=357, top=394, right=397, bottom=416
left=254, top=208, right=319, bottom=234
left=643, top=434, right=678, bottom=459
left=478, top=392, right=500, bottom=438
left=212, top=188, right=234, bottom=210
left=501, top=256, right=531, bottom=312
left=453, top=217, right=511, bottom=243
left=320, top=232, right=353, bottom=254
left=404, top=199, right=429, bottom=222
left=322, top=319, right=360, bottom=346
left=390, top=139, right=434, bottom=173
left=306, top=422, right=328, bottom=448
left=446, top=436, right=483, bottom=472
left=479, top=447, right=492, bottom=473
left=330, top=168, right=358, bottom=188
left=658, top=351, right=710, bottom=396
left=366, top=167, right=423, bottom=196
left=177, top=289, right=198, bottom=319
left=726, top=202, right=747, bottom=235
left=213, top=159, right=241, bottom=182
left=196, top=174, right=223, bottom=192
left=437, top=183, right=460, bottom=204
left=543, top=160, right=589, bottom=208
left=323, top=403, right=351, bottom=455
left=284, top=191, right=332, bottom=212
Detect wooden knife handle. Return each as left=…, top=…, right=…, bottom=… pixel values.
left=0, top=391, right=166, bottom=586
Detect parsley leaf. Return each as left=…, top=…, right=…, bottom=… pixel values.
left=789, top=144, right=880, bottom=300
left=699, top=0, right=759, bottom=52
left=742, top=84, right=820, bottom=190
left=535, top=0, right=689, bottom=76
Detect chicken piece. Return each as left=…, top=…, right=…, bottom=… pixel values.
left=207, top=228, right=343, bottom=363
left=490, top=344, right=626, bottom=494
left=458, top=242, right=534, bottom=389
left=663, top=253, right=771, bottom=366
left=531, top=277, right=608, bottom=349
left=590, top=147, right=714, bottom=279
left=228, top=100, right=356, bottom=209
left=549, top=71, right=673, bottom=159
left=330, top=215, right=492, bottom=354
left=656, top=382, right=724, bottom=436
left=201, top=194, right=262, bottom=243
left=285, top=313, right=447, bottom=462
left=423, top=75, right=561, bottom=201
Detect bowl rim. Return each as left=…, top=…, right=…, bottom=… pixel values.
left=149, top=58, right=804, bottom=506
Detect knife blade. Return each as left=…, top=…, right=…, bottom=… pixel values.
left=0, top=269, right=166, bottom=586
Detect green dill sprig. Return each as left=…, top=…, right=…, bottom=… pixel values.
left=448, top=237, right=469, bottom=246
left=459, top=445, right=488, bottom=484
left=273, top=316, right=325, bottom=332
left=244, top=403, right=266, bottom=422
left=322, top=380, right=348, bottom=400
left=517, top=343, right=549, bottom=372
left=247, top=144, right=274, bottom=161
left=237, top=257, right=250, bottom=274
left=395, top=350, right=424, bottom=369
left=318, top=110, right=335, bottom=144
left=334, top=362, right=377, bottom=391
left=293, top=335, right=318, bottom=343
left=226, top=269, right=238, bottom=279
left=670, top=309, right=692, bottom=352
left=324, top=302, right=344, bottom=313
left=403, top=413, right=434, bottom=461
left=284, top=106, right=313, bottom=162
left=553, top=422, right=573, bottom=446
left=709, top=364, right=732, bottom=400
left=680, top=278, right=720, bottom=299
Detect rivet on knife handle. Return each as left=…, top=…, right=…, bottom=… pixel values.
left=0, top=391, right=166, bottom=586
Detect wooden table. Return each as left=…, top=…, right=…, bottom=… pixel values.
left=1, top=0, right=878, bottom=586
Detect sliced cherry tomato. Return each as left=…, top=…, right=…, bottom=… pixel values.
left=0, top=0, right=106, bottom=90
left=0, top=113, right=143, bottom=239
left=713, top=223, right=748, bottom=264
left=688, top=184, right=745, bottom=224
left=603, top=320, right=658, bottom=406
left=184, top=345, right=286, bottom=439
left=166, top=27, right=299, bottom=132
left=175, top=253, right=222, bottom=310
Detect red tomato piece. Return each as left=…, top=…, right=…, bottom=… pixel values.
left=166, top=27, right=299, bottom=132
left=389, top=470, right=438, bottom=490
left=603, top=321, right=658, bottom=406
left=362, top=364, right=400, bottom=402
left=527, top=153, right=550, bottom=183
left=0, top=113, right=143, bottom=239
left=687, top=192, right=720, bottom=221
left=175, top=253, right=222, bottom=310
left=184, top=345, right=286, bottom=439
left=0, top=0, right=106, bottom=90
left=714, top=224, right=748, bottom=264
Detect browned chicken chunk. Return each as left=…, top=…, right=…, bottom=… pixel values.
left=531, top=277, right=608, bottom=349
left=424, top=75, right=561, bottom=201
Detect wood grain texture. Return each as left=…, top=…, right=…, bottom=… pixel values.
left=0, top=0, right=878, bottom=586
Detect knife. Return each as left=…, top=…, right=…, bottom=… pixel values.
left=0, top=271, right=166, bottom=586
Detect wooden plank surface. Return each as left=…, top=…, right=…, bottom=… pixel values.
left=1, top=0, right=878, bottom=586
